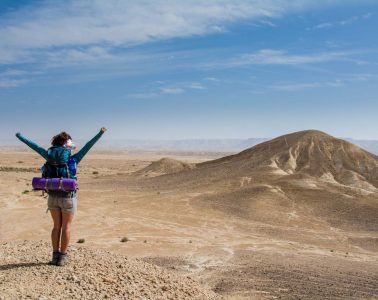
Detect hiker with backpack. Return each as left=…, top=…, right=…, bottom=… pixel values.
left=15, top=127, right=107, bottom=266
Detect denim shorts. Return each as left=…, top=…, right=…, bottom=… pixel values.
left=47, top=192, right=77, bottom=214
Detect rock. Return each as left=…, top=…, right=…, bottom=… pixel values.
left=103, top=277, right=116, bottom=284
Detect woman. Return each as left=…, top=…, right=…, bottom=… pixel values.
left=15, top=127, right=107, bottom=266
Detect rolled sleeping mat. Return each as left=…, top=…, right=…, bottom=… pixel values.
left=32, top=177, right=78, bottom=191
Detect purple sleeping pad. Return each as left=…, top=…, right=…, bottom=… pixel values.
left=32, top=177, right=78, bottom=191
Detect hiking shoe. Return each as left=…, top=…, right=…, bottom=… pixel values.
left=49, top=251, right=60, bottom=265
left=57, top=252, right=69, bottom=266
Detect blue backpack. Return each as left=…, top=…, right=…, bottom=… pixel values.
left=42, top=147, right=76, bottom=179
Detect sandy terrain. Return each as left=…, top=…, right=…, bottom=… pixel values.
left=0, top=241, right=218, bottom=299
left=1, top=130, right=378, bottom=299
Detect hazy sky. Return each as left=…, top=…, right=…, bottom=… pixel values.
left=0, top=0, right=377, bottom=141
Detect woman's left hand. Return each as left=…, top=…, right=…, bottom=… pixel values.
left=101, top=127, right=107, bottom=133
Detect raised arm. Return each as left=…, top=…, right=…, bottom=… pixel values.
left=72, top=128, right=106, bottom=164
left=15, top=132, right=48, bottom=160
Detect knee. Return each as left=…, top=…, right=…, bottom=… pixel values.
left=62, top=225, right=71, bottom=233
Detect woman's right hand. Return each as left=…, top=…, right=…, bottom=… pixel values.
left=100, top=127, right=107, bottom=133
left=15, top=132, right=21, bottom=137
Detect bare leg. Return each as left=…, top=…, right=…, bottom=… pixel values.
left=61, top=212, right=74, bottom=253
left=50, top=210, right=62, bottom=252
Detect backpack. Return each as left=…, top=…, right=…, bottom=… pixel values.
left=42, top=146, right=74, bottom=179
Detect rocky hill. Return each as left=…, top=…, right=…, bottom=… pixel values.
left=142, top=130, right=378, bottom=192
left=198, top=130, right=378, bottom=190
left=136, top=130, right=378, bottom=232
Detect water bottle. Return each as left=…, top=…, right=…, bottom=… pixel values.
left=68, top=157, right=77, bottom=177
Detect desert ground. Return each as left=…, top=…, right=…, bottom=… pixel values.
left=1, top=130, right=378, bottom=299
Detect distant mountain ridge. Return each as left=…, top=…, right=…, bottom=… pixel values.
left=2, top=136, right=378, bottom=154
left=346, top=139, right=378, bottom=155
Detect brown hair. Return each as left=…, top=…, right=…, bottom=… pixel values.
left=51, top=132, right=72, bottom=147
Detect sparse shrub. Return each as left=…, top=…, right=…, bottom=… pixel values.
left=77, top=238, right=85, bottom=243
left=120, top=237, right=129, bottom=243
left=189, top=240, right=192, bottom=244
left=17, top=161, right=23, bottom=164
left=93, top=171, right=99, bottom=175
left=330, top=249, right=334, bottom=252
left=144, top=240, right=147, bottom=243
left=22, top=190, right=29, bottom=194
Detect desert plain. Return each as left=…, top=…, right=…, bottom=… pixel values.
left=1, top=130, right=377, bottom=299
